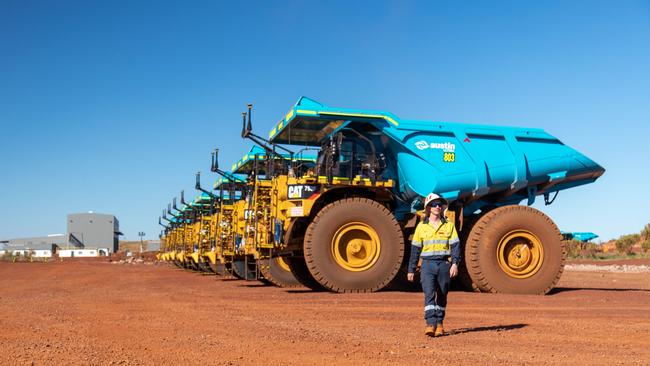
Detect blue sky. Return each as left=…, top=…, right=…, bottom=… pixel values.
left=1, top=1, right=648, bottom=241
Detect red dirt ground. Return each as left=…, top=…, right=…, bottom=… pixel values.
left=1, top=260, right=648, bottom=365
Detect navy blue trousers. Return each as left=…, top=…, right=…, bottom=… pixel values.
left=420, top=259, right=451, bottom=326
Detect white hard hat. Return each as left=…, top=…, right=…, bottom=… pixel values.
left=424, top=193, right=448, bottom=208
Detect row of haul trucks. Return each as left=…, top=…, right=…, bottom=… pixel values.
left=157, top=97, right=604, bottom=294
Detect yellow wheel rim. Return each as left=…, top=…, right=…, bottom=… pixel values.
left=275, top=257, right=291, bottom=272
left=496, top=230, right=544, bottom=279
left=331, top=222, right=381, bottom=272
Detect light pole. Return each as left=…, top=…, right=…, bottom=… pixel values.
left=138, top=232, right=145, bottom=253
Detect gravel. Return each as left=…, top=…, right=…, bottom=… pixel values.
left=564, top=264, right=650, bottom=273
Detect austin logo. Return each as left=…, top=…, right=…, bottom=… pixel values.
left=414, top=140, right=456, bottom=152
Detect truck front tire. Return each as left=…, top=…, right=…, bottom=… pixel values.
left=304, top=198, right=404, bottom=293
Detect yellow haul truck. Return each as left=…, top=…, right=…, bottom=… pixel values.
left=194, top=172, right=222, bottom=274
left=157, top=216, right=168, bottom=261
left=167, top=198, right=194, bottom=270
left=179, top=190, right=218, bottom=273
left=216, top=152, right=273, bottom=282
left=197, top=149, right=250, bottom=279
left=175, top=199, right=194, bottom=270
left=228, top=146, right=315, bottom=287
left=213, top=177, right=241, bottom=276
left=237, top=104, right=399, bottom=292
left=162, top=202, right=182, bottom=266
left=180, top=192, right=200, bottom=270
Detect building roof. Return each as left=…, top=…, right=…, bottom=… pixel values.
left=0, top=235, right=68, bottom=250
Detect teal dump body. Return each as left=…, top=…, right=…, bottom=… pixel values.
left=561, top=232, right=599, bottom=242
left=213, top=176, right=245, bottom=201
left=195, top=192, right=213, bottom=205
left=270, top=97, right=605, bottom=215
left=213, top=176, right=246, bottom=191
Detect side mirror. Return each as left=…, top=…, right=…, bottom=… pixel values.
left=246, top=103, right=253, bottom=134
left=241, top=112, right=247, bottom=137
left=212, top=149, right=220, bottom=171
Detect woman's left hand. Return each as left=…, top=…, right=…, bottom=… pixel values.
left=450, top=263, right=458, bottom=278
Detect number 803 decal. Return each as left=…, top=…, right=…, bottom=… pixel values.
left=443, top=152, right=455, bottom=162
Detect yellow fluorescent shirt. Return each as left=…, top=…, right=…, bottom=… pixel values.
left=411, top=220, right=459, bottom=257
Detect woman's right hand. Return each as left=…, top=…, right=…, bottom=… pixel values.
left=407, top=273, right=415, bottom=282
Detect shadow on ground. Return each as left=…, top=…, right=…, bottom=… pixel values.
left=445, top=323, right=528, bottom=336
left=549, top=287, right=650, bottom=294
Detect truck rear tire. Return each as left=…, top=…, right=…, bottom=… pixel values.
left=259, top=257, right=302, bottom=288
left=304, top=198, right=404, bottom=293
left=464, top=205, right=565, bottom=295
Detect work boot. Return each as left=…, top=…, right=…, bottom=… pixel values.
left=424, top=325, right=435, bottom=336
left=434, top=324, right=444, bottom=337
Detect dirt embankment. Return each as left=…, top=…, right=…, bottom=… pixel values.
left=1, top=261, right=649, bottom=365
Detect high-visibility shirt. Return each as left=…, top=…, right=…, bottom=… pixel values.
left=408, top=219, right=461, bottom=273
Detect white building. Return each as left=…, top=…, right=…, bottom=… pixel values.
left=32, top=250, right=53, bottom=258
left=58, top=249, right=99, bottom=257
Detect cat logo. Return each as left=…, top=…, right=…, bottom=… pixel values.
left=288, top=185, right=319, bottom=200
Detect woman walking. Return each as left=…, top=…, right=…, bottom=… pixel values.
left=407, top=193, right=461, bottom=337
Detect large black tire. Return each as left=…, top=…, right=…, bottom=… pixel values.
left=464, top=205, right=565, bottom=295
left=304, top=198, right=404, bottom=293
left=231, top=259, right=247, bottom=279
left=259, top=257, right=302, bottom=288
left=189, top=261, right=200, bottom=271
left=198, top=259, right=213, bottom=273
left=184, top=256, right=199, bottom=271
left=223, top=261, right=241, bottom=279
left=232, top=257, right=262, bottom=281
left=209, top=261, right=225, bottom=276
left=285, top=256, right=326, bottom=291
